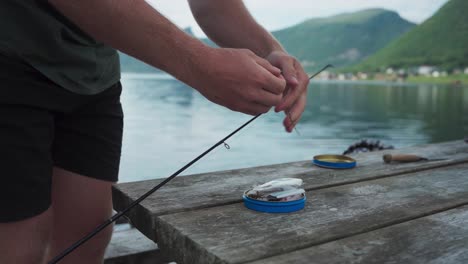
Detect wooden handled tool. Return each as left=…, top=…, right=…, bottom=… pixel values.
left=383, top=154, right=428, bottom=164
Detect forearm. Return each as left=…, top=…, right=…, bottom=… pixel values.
left=48, top=0, right=290, bottom=118
left=189, top=0, right=283, bottom=57
left=49, top=0, right=207, bottom=85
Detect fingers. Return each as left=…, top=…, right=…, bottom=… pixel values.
left=266, top=51, right=299, bottom=86
left=275, top=65, right=309, bottom=112
left=262, top=51, right=309, bottom=132
left=283, top=93, right=307, bottom=133
left=278, top=57, right=299, bottom=87
left=239, top=102, right=272, bottom=116
left=254, top=58, right=286, bottom=95
left=257, top=89, right=283, bottom=106
left=255, top=56, right=282, bottom=77
left=260, top=69, right=286, bottom=95
left=196, top=48, right=293, bottom=117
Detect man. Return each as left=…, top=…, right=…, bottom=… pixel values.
left=0, top=0, right=309, bottom=263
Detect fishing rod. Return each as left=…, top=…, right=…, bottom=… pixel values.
left=309, top=64, right=333, bottom=80
left=48, top=64, right=332, bottom=264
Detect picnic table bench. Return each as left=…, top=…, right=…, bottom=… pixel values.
left=113, top=140, right=468, bottom=264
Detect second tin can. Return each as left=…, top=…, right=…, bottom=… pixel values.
left=313, top=154, right=356, bottom=169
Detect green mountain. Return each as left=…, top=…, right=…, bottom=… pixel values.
left=353, top=0, right=468, bottom=72
left=272, top=9, right=416, bottom=70
left=119, top=9, right=415, bottom=72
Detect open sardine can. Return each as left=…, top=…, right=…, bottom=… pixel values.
left=313, top=154, right=356, bottom=169
left=242, top=191, right=306, bottom=213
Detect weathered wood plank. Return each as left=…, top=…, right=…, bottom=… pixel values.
left=155, top=163, right=468, bottom=264
left=104, top=225, right=161, bottom=264
left=249, top=205, right=468, bottom=264
left=113, top=140, right=468, bottom=240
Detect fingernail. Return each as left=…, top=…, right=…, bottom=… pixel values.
left=290, top=76, right=299, bottom=85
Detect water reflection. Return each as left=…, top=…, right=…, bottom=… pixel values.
left=119, top=74, right=468, bottom=182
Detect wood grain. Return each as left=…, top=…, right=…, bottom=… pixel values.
left=113, top=140, right=468, bottom=241
left=249, top=205, right=468, bottom=264
left=104, top=226, right=161, bottom=264
left=156, top=163, right=468, bottom=264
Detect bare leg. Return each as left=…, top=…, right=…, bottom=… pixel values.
left=47, top=167, right=114, bottom=264
left=0, top=208, right=53, bottom=264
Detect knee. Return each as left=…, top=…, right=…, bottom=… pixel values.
left=0, top=209, right=53, bottom=264
left=9, top=245, right=49, bottom=264
left=48, top=223, right=114, bottom=263
left=79, top=223, right=114, bottom=260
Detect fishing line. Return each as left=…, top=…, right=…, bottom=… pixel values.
left=48, top=65, right=332, bottom=264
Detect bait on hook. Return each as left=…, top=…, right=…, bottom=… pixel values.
left=48, top=65, right=332, bottom=264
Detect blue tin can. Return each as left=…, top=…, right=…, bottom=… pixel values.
left=242, top=193, right=306, bottom=213
left=313, top=154, right=356, bottom=169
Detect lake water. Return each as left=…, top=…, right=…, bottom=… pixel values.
left=118, top=73, right=468, bottom=183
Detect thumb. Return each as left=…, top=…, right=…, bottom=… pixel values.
left=280, top=60, right=299, bottom=87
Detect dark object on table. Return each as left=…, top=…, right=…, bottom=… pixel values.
left=383, top=154, right=447, bottom=164
left=343, top=139, right=394, bottom=155
left=383, top=154, right=427, bottom=163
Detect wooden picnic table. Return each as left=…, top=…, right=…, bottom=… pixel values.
left=113, top=140, right=468, bottom=264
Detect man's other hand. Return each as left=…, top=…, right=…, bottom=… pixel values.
left=266, top=51, right=310, bottom=133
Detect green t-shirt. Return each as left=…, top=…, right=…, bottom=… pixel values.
left=0, top=0, right=120, bottom=95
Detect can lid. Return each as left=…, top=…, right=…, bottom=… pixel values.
left=313, top=154, right=356, bottom=169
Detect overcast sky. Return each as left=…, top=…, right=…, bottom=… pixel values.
left=146, top=0, right=449, bottom=37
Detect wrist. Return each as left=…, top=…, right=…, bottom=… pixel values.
left=162, top=37, right=213, bottom=90
left=182, top=45, right=216, bottom=92
left=259, top=40, right=284, bottom=58
left=265, top=47, right=287, bottom=58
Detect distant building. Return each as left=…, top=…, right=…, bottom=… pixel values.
left=318, top=71, right=333, bottom=80
left=418, top=66, right=435, bottom=76
left=345, top=73, right=355, bottom=80
left=465, top=68, right=468, bottom=75
left=357, top=72, right=368, bottom=80
left=397, top=69, right=408, bottom=80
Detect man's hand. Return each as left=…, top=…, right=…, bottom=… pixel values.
left=192, top=48, right=287, bottom=115
left=190, top=0, right=309, bottom=131
left=266, top=51, right=310, bottom=133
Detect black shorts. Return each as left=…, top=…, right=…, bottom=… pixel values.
left=0, top=53, right=123, bottom=222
